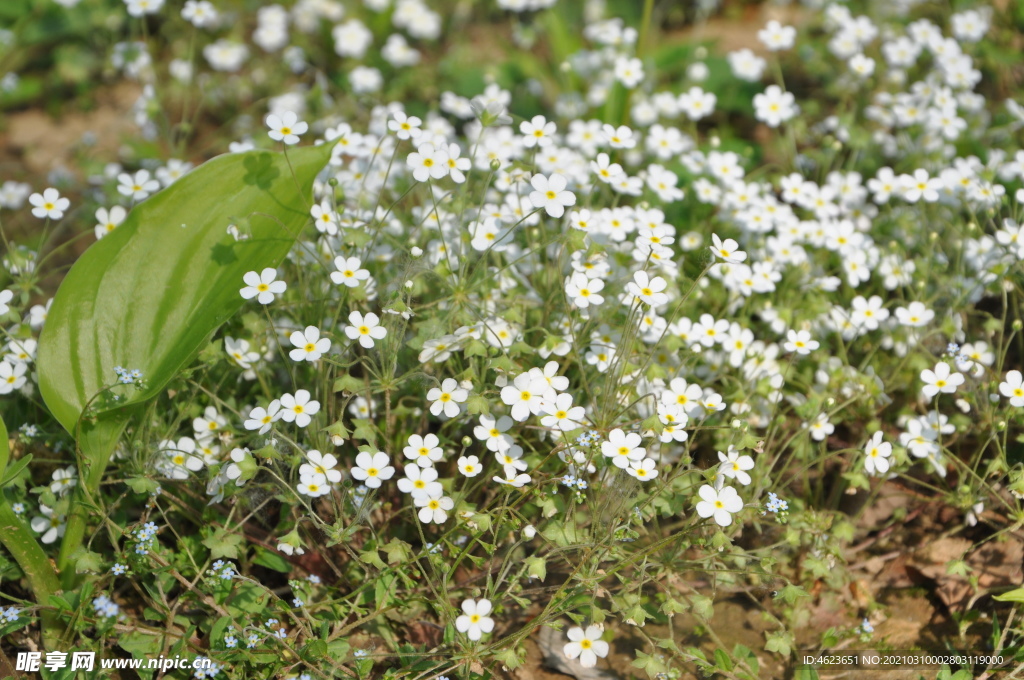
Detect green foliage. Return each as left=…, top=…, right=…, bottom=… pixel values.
left=37, top=144, right=332, bottom=434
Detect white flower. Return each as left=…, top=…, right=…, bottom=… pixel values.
left=279, top=389, right=320, bottom=428
left=0, top=361, right=27, bottom=394
left=710, top=233, right=747, bottom=263
left=289, top=326, right=332, bottom=361
left=300, top=450, right=342, bottom=484
left=563, top=624, right=609, bottom=668
left=921, top=362, right=964, bottom=399
left=158, top=437, right=205, bottom=479
left=495, top=445, right=527, bottom=479
left=403, top=433, right=444, bottom=467
left=717, top=448, right=754, bottom=486
left=182, top=0, right=218, bottom=28
left=192, top=405, right=226, bottom=440
left=1000, top=370, right=1024, bottom=407
left=863, top=431, right=892, bottom=476
left=442, top=143, right=471, bottom=183
left=529, top=173, right=576, bottom=218
left=500, top=373, right=547, bottom=422
left=388, top=111, right=422, bottom=140
left=614, top=56, right=644, bottom=88
left=427, top=378, right=469, bottom=418
left=520, top=115, right=556, bottom=148
left=351, top=451, right=394, bottom=489
left=224, top=448, right=253, bottom=487
left=240, top=268, right=286, bottom=305
left=49, top=465, right=78, bottom=496
left=626, top=270, right=669, bottom=307
left=331, top=256, right=370, bottom=287
left=753, top=85, right=798, bottom=127
left=677, top=86, right=716, bottom=120
left=117, top=170, right=160, bottom=201
left=784, top=330, right=819, bottom=355
left=695, top=484, right=743, bottom=527
left=602, top=124, right=636, bottom=149
left=94, top=206, right=127, bottom=239
left=458, top=455, right=482, bottom=477
left=29, top=188, right=70, bottom=220
left=539, top=393, right=585, bottom=431
left=626, top=458, right=658, bottom=482
left=807, top=413, right=834, bottom=442
left=565, top=273, right=605, bottom=308
left=601, top=429, right=645, bottom=469
left=225, top=337, right=260, bottom=370
left=397, top=462, right=442, bottom=499
left=474, top=414, right=514, bottom=452
left=849, top=54, right=875, bottom=77
left=415, top=492, right=454, bottom=524
left=758, top=20, right=796, bottom=50
left=407, top=142, right=448, bottom=182
left=124, top=0, right=164, bottom=17
left=455, top=599, right=494, bottom=641
left=266, top=111, right=308, bottom=145
left=0, top=289, right=12, bottom=316
left=344, top=312, right=387, bottom=349
left=244, top=400, right=282, bottom=434
left=310, top=201, right=339, bottom=235
left=30, top=505, right=66, bottom=544
left=492, top=472, right=532, bottom=487
left=894, top=302, right=934, bottom=327
left=297, top=472, right=331, bottom=497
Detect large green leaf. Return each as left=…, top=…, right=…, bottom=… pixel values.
left=37, top=144, right=332, bottom=433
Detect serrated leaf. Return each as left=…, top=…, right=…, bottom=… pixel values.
left=333, top=374, right=365, bottom=394
left=125, top=476, right=160, bottom=494
left=37, top=145, right=332, bottom=434
left=71, top=547, right=103, bottom=574
left=359, top=549, right=386, bottom=570
left=202, top=529, right=245, bottom=560
left=524, top=556, right=546, bottom=581
left=383, top=538, right=413, bottom=565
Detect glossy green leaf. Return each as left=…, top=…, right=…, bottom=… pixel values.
left=37, top=144, right=332, bottom=434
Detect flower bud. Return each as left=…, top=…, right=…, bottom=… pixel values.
left=461, top=436, right=473, bottom=447
left=523, top=524, right=536, bottom=539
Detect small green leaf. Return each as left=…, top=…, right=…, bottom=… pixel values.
left=465, top=393, right=491, bottom=415
left=524, top=556, right=546, bottom=581
left=333, top=374, right=365, bottom=394
left=0, top=454, right=31, bottom=488
left=765, top=630, right=794, bottom=657
left=202, top=529, right=244, bottom=560
left=359, top=549, right=386, bottom=570
left=994, top=586, right=1024, bottom=603
left=226, top=581, right=269, bottom=615
left=71, top=547, right=103, bottom=574
left=125, top=476, right=160, bottom=495
left=253, top=547, right=292, bottom=573
left=383, top=538, right=413, bottom=565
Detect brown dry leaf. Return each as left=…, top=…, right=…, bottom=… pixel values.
left=912, top=537, right=972, bottom=580
left=855, top=483, right=914, bottom=531
left=969, top=537, right=1024, bottom=589
left=535, top=625, right=619, bottom=680
left=908, top=537, right=973, bottom=611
